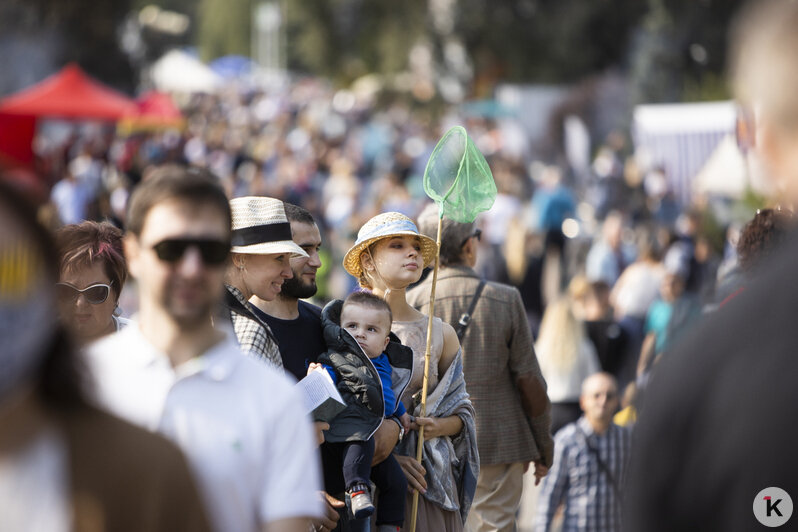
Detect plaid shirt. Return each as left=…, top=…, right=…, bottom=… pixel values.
left=224, top=285, right=283, bottom=370
left=407, top=265, right=553, bottom=466
left=535, top=417, right=632, bottom=532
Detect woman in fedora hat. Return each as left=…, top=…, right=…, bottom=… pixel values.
left=343, top=212, right=479, bottom=532
left=223, top=196, right=308, bottom=369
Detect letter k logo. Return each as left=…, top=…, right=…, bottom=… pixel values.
left=766, top=496, right=784, bottom=517
left=754, top=487, right=792, bottom=526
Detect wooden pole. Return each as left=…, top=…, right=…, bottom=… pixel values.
left=408, top=214, right=443, bottom=532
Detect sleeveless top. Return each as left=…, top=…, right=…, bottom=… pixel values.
left=392, top=314, right=445, bottom=406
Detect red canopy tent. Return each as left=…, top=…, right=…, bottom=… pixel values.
left=119, top=90, right=184, bottom=132
left=0, top=63, right=136, bottom=166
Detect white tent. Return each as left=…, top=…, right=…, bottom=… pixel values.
left=693, top=134, right=773, bottom=199
left=150, top=50, right=222, bottom=94
left=633, top=101, right=736, bottom=204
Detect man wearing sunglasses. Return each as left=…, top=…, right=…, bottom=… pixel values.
left=85, top=167, right=323, bottom=532
left=408, top=203, right=553, bottom=532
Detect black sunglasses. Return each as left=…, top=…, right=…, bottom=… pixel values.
left=151, top=238, right=230, bottom=266
left=56, top=281, right=113, bottom=305
left=460, top=228, right=482, bottom=247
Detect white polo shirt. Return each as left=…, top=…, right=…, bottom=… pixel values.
left=85, top=322, right=323, bottom=532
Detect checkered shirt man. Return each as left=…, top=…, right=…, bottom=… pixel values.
left=534, top=417, right=632, bottom=532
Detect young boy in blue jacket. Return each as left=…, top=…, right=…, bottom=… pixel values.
left=309, top=292, right=413, bottom=531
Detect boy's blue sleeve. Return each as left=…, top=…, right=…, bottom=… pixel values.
left=322, top=364, right=338, bottom=384
left=394, top=400, right=406, bottom=417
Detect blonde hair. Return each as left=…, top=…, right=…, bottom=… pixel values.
left=535, top=297, right=587, bottom=376
left=568, top=275, right=591, bottom=301
left=357, top=243, right=377, bottom=289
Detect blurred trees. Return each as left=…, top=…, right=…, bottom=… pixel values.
left=192, top=0, right=428, bottom=84
left=281, top=0, right=646, bottom=89
left=278, top=0, right=743, bottom=102
left=131, top=0, right=199, bottom=61
left=629, top=0, right=745, bottom=104
left=456, top=0, right=646, bottom=85
left=284, top=0, right=427, bottom=82
left=0, top=0, right=135, bottom=94
left=142, top=0, right=746, bottom=102
left=197, top=0, right=254, bottom=61
left=0, top=0, right=746, bottom=102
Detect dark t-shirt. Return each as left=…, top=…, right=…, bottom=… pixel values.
left=585, top=319, right=629, bottom=378
left=251, top=300, right=327, bottom=381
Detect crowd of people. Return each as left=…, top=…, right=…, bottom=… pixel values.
left=4, top=1, right=798, bottom=531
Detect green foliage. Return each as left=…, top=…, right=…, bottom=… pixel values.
left=740, top=187, right=769, bottom=216
left=285, top=0, right=426, bottom=84
left=181, top=0, right=746, bottom=97
left=629, top=0, right=682, bottom=104
left=683, top=72, right=731, bottom=103
left=456, top=0, right=646, bottom=84
left=197, top=0, right=254, bottom=61
left=630, top=0, right=746, bottom=104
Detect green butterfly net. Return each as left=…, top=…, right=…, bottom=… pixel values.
left=423, top=126, right=497, bottom=223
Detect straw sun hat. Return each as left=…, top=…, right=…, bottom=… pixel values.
left=343, top=212, right=437, bottom=278
left=230, top=197, right=308, bottom=257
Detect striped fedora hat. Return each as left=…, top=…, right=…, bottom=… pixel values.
left=229, top=197, right=308, bottom=257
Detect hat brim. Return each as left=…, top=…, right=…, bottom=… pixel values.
left=343, top=231, right=437, bottom=278
left=231, top=240, right=308, bottom=258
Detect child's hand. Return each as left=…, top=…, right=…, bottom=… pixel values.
left=399, top=413, right=412, bottom=437
left=307, top=362, right=323, bottom=376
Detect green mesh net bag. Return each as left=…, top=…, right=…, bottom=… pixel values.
left=423, top=126, right=497, bottom=223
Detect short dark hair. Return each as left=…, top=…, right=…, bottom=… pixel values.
left=283, top=203, right=316, bottom=226
left=56, top=221, right=127, bottom=301
left=589, top=280, right=610, bottom=300
left=343, top=291, right=393, bottom=324
left=126, top=166, right=231, bottom=237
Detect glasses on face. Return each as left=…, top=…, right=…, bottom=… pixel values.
left=56, top=281, right=113, bottom=305
left=151, top=238, right=230, bottom=266
left=460, top=228, right=482, bottom=248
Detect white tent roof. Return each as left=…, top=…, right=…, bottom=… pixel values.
left=693, top=134, right=773, bottom=199
left=634, top=101, right=737, bottom=134
left=151, top=50, right=222, bottom=94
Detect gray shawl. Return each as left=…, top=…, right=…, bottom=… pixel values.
left=396, top=350, right=480, bottom=523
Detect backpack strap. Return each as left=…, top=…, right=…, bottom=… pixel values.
left=455, top=280, right=486, bottom=341
left=575, top=425, right=624, bottom=504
